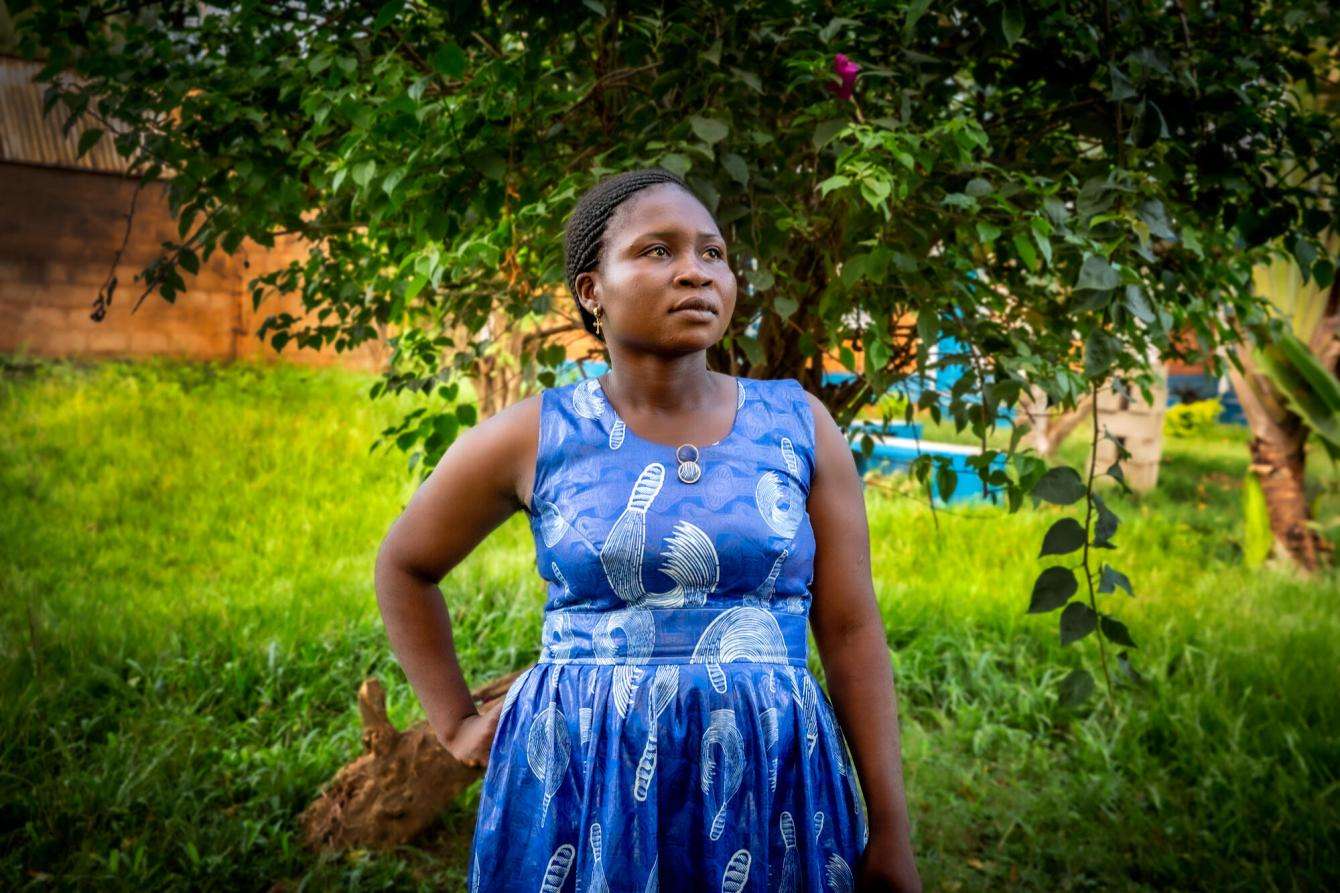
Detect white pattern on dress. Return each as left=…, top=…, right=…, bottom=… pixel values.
left=537, top=499, right=572, bottom=547
left=633, top=665, right=680, bottom=802
left=593, top=607, right=655, bottom=717
left=587, top=822, right=609, bottom=893
left=825, top=852, right=854, bottom=892
left=600, top=461, right=720, bottom=608
left=690, top=606, right=790, bottom=693
left=758, top=706, right=780, bottom=792
left=572, top=377, right=606, bottom=419
left=818, top=696, right=849, bottom=776
left=722, top=848, right=751, bottom=893
left=609, top=418, right=626, bottom=450
left=525, top=702, right=571, bottom=822
left=538, top=843, right=575, bottom=893
left=701, top=707, right=745, bottom=841
left=778, top=811, right=799, bottom=893
left=644, top=854, right=658, bottom=893
left=755, top=470, right=804, bottom=538
left=742, top=548, right=788, bottom=608
left=780, top=435, right=800, bottom=477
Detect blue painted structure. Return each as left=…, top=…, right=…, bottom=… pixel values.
left=1166, top=372, right=1246, bottom=425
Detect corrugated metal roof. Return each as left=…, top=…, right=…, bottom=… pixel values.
left=1, top=55, right=134, bottom=174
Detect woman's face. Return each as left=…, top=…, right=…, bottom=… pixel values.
left=576, top=183, right=737, bottom=357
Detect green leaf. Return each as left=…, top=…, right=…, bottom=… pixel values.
left=966, top=177, right=993, bottom=197
left=1029, top=566, right=1077, bottom=613
left=976, top=221, right=1002, bottom=243
left=382, top=167, right=407, bottom=197
left=1077, top=255, right=1120, bottom=290
left=1060, top=601, right=1098, bottom=645
left=1084, top=330, right=1118, bottom=380
left=1241, top=470, right=1273, bottom=568
left=659, top=153, right=692, bottom=178
left=904, top=0, right=932, bottom=33
left=404, top=274, right=428, bottom=300
left=739, top=333, right=765, bottom=366
left=1033, top=228, right=1053, bottom=266
left=372, top=0, right=405, bottom=31
left=1116, top=651, right=1144, bottom=686
left=1097, top=563, right=1134, bottom=596
left=1123, top=285, right=1155, bottom=323
left=812, top=119, right=847, bottom=150
left=76, top=128, right=104, bottom=158
left=1043, top=196, right=1069, bottom=224
left=1099, top=614, right=1138, bottom=648
left=1001, top=6, right=1024, bottom=46
left=690, top=116, right=728, bottom=145
left=859, top=176, right=891, bottom=210
left=774, top=295, right=798, bottom=319
left=818, top=175, right=850, bottom=197
left=864, top=325, right=891, bottom=370
left=1108, top=66, right=1137, bottom=101
left=1058, top=667, right=1094, bottom=707
left=1092, top=492, right=1119, bottom=545
left=729, top=67, right=762, bottom=94
left=1039, top=517, right=1086, bottom=557
left=351, top=160, right=377, bottom=188
left=722, top=152, right=749, bottom=186
left=1032, top=466, right=1085, bottom=505
left=431, top=41, right=466, bottom=78
left=1012, top=231, right=1038, bottom=269
left=935, top=462, right=958, bottom=500
left=1137, top=199, right=1177, bottom=240
left=1255, top=332, right=1340, bottom=453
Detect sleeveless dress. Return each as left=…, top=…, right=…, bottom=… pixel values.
left=466, top=375, right=869, bottom=892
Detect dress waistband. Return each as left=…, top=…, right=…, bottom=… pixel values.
left=538, top=605, right=809, bottom=668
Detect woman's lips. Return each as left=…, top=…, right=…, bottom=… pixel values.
left=670, top=306, right=717, bottom=320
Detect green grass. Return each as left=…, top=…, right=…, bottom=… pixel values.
left=1, top=356, right=1336, bottom=891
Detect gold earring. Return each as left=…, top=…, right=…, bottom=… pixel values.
left=593, top=306, right=603, bottom=337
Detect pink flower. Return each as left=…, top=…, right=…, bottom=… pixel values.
left=825, top=53, right=860, bottom=101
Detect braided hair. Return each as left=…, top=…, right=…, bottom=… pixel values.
left=562, top=168, right=713, bottom=342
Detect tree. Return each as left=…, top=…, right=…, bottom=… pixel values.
left=16, top=0, right=1338, bottom=696
left=1224, top=62, right=1339, bottom=573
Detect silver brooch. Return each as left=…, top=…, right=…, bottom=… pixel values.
left=675, top=443, right=702, bottom=484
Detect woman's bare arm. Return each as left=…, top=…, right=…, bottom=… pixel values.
left=373, top=394, right=540, bottom=758
left=803, top=391, right=920, bottom=887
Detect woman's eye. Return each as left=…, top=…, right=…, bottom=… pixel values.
left=647, top=245, right=669, bottom=257
left=706, top=247, right=725, bottom=259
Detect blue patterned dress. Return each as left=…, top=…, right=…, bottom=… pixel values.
left=466, top=375, right=869, bottom=892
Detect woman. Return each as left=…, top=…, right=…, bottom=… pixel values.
left=375, top=168, right=920, bottom=892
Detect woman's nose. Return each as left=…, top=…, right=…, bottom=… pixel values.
left=674, top=257, right=713, bottom=287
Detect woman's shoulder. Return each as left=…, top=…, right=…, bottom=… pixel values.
left=742, top=375, right=826, bottom=420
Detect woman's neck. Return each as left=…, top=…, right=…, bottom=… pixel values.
left=599, top=354, right=722, bottom=414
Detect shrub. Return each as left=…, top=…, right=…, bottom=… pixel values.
left=1164, top=398, right=1223, bottom=438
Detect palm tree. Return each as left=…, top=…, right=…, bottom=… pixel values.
left=1226, top=228, right=1339, bottom=572
left=1223, top=49, right=1339, bottom=572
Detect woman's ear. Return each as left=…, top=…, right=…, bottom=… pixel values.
left=575, top=271, right=600, bottom=314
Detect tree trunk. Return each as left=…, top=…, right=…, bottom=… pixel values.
left=300, top=666, right=529, bottom=851
left=1226, top=350, right=1333, bottom=573
left=1015, top=385, right=1094, bottom=458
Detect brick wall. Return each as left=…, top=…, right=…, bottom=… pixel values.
left=0, top=161, right=387, bottom=371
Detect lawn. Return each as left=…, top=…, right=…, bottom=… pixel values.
left=1, top=356, right=1336, bottom=891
